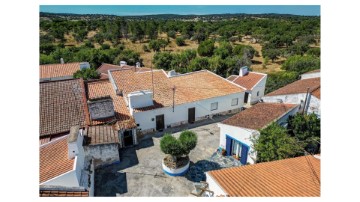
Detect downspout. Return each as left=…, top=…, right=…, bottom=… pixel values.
left=302, top=87, right=310, bottom=114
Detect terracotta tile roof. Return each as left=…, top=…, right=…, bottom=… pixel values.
left=84, top=125, right=119, bottom=145
left=266, top=77, right=320, bottom=97
left=40, top=79, right=90, bottom=137
left=311, top=87, right=321, bottom=99
left=110, top=69, right=244, bottom=111
left=40, top=190, right=89, bottom=197
left=97, top=63, right=151, bottom=74
left=231, top=72, right=266, bottom=90
left=87, top=80, right=134, bottom=128
left=40, top=136, right=75, bottom=183
left=40, top=62, right=80, bottom=79
left=226, top=75, right=238, bottom=82
left=208, top=155, right=320, bottom=197
left=221, top=103, right=297, bottom=130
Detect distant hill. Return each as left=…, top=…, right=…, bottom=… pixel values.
left=40, top=12, right=312, bottom=21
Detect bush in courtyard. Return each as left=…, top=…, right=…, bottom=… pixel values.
left=160, top=131, right=198, bottom=162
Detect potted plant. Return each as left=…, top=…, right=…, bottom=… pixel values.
left=221, top=149, right=226, bottom=156
left=160, top=130, right=197, bottom=176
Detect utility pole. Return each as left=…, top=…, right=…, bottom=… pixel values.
left=151, top=63, right=154, bottom=98
left=172, top=85, right=176, bottom=112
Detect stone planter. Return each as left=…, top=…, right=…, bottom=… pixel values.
left=162, top=159, right=190, bottom=176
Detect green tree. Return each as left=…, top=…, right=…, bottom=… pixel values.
left=40, top=54, right=56, bottom=64
left=197, top=40, right=215, bottom=57
left=178, top=131, right=197, bottom=155
left=306, top=47, right=320, bottom=57
left=153, top=52, right=173, bottom=69
left=114, top=49, right=142, bottom=66
left=214, top=41, right=233, bottom=59
left=160, top=134, right=184, bottom=162
left=253, top=123, right=302, bottom=163
left=159, top=39, right=169, bottom=51
left=189, top=57, right=210, bottom=71
left=167, top=30, right=176, bottom=39
left=73, top=68, right=100, bottom=80
left=282, top=55, right=320, bottom=74
left=265, top=71, right=299, bottom=94
left=262, top=48, right=281, bottom=62
left=149, top=40, right=161, bottom=52
left=287, top=113, right=321, bottom=154
left=175, top=37, right=186, bottom=46
left=160, top=131, right=197, bottom=162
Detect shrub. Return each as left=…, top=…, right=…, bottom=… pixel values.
left=160, top=134, right=184, bottom=158
left=197, top=40, right=215, bottom=57
left=179, top=131, right=197, bottom=155
left=175, top=37, right=185, bottom=46
left=73, top=68, right=100, bottom=80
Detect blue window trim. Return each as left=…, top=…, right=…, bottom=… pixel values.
left=225, top=134, right=250, bottom=150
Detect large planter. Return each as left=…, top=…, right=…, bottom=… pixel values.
left=162, top=159, right=190, bottom=176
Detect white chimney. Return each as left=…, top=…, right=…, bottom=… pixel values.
left=60, top=58, right=64, bottom=64
left=79, top=62, right=90, bottom=70
left=168, top=70, right=177, bottom=77
left=120, top=61, right=127, bottom=67
left=136, top=62, right=141, bottom=68
left=239, top=66, right=249, bottom=77
left=67, top=125, right=83, bottom=159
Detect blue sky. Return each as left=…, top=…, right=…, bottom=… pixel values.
left=40, top=5, right=320, bottom=16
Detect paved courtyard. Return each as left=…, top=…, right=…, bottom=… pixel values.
left=94, top=115, right=241, bottom=197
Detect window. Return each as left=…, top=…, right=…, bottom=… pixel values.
left=211, top=102, right=218, bottom=111
left=231, top=140, right=242, bottom=158
left=231, top=98, right=239, bottom=106
left=257, top=91, right=260, bottom=96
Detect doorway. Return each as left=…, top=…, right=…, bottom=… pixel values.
left=156, top=114, right=165, bottom=131
left=123, top=130, right=133, bottom=147
left=244, top=92, right=249, bottom=103
left=188, top=107, right=195, bottom=124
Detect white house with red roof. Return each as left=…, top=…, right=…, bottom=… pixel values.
left=217, top=103, right=299, bottom=164
left=105, top=69, right=246, bottom=134
left=262, top=70, right=320, bottom=117
left=227, top=66, right=267, bottom=105
left=39, top=126, right=94, bottom=196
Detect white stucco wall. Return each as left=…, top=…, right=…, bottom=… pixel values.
left=262, top=93, right=320, bottom=117
left=206, top=172, right=227, bottom=197
left=133, top=92, right=244, bottom=132
left=249, top=75, right=267, bottom=104
left=307, top=95, right=321, bottom=117
left=218, top=123, right=259, bottom=164
left=301, top=72, right=320, bottom=80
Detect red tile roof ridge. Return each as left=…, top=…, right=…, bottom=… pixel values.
left=40, top=134, right=68, bottom=148
left=233, top=72, right=267, bottom=90
left=205, top=70, right=247, bottom=91
left=79, top=78, right=91, bottom=126
left=40, top=62, right=80, bottom=66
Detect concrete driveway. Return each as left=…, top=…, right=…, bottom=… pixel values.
left=94, top=115, right=233, bottom=197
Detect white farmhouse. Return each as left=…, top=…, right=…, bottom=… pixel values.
left=105, top=69, right=246, bottom=134
left=227, top=66, right=267, bottom=105
left=39, top=126, right=94, bottom=197
left=262, top=70, right=320, bottom=117
left=218, top=103, right=299, bottom=164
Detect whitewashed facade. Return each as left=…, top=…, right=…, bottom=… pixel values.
left=133, top=93, right=245, bottom=133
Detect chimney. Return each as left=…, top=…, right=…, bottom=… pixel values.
left=168, top=70, right=177, bottom=77
left=136, top=62, right=141, bottom=68
left=120, top=61, right=127, bottom=67
left=239, top=66, right=249, bottom=77
left=60, top=58, right=64, bottom=64
left=67, top=125, right=82, bottom=159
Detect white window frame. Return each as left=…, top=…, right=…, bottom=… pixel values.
left=231, top=98, right=239, bottom=106
left=211, top=102, right=218, bottom=111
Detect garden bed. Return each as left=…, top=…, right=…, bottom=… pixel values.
left=163, top=155, right=189, bottom=169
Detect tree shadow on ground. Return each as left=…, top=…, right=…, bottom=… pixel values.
left=185, top=160, right=221, bottom=182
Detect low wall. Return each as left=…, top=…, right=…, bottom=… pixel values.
left=84, top=143, right=120, bottom=168
left=162, top=160, right=190, bottom=176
